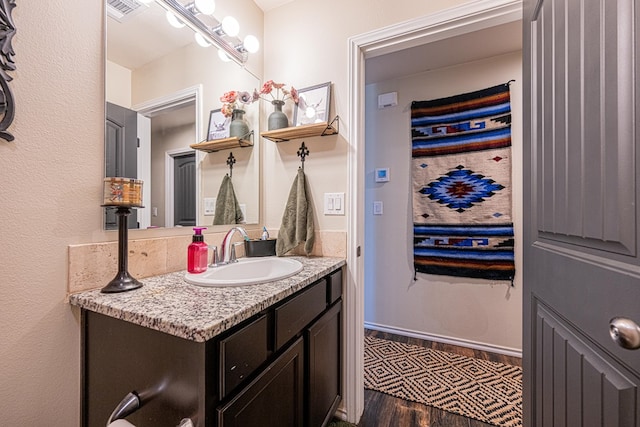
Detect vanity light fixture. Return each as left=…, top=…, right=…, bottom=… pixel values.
left=194, top=32, right=211, bottom=47
left=166, top=10, right=185, bottom=28
left=188, top=0, right=215, bottom=16
left=155, top=0, right=259, bottom=65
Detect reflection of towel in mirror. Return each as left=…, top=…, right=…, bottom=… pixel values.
left=276, top=168, right=315, bottom=256
left=213, top=174, right=244, bottom=225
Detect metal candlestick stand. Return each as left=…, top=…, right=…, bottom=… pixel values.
left=101, top=206, right=143, bottom=293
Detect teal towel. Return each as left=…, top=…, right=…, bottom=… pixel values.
left=213, top=174, right=244, bottom=225
left=276, top=168, right=315, bottom=256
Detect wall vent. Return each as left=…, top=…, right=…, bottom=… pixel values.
left=107, top=0, right=148, bottom=23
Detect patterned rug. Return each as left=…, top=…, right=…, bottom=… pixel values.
left=411, top=83, right=515, bottom=281
left=364, top=336, right=522, bottom=427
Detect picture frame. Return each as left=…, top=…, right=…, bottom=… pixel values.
left=207, top=108, right=230, bottom=140
left=293, top=82, right=331, bottom=127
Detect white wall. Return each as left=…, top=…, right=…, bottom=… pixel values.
left=106, top=60, right=132, bottom=108
left=262, top=0, right=470, bottom=231
left=0, top=1, right=103, bottom=424
left=364, top=52, right=523, bottom=352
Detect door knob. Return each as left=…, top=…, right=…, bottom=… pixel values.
left=609, top=317, right=640, bottom=350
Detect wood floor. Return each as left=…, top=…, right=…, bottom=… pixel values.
left=357, top=329, right=522, bottom=427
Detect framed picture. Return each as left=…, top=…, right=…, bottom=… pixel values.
left=207, top=108, right=230, bottom=140
left=293, top=82, right=331, bottom=126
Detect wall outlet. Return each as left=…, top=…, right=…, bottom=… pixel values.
left=324, top=193, right=345, bottom=215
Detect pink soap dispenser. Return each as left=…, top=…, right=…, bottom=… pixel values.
left=187, top=227, right=208, bottom=274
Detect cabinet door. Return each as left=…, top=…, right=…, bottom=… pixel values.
left=307, top=301, right=342, bottom=427
left=218, top=337, right=304, bottom=427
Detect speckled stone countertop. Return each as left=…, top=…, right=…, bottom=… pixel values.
left=69, top=256, right=345, bottom=343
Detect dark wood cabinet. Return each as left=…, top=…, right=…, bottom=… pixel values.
left=82, top=267, right=343, bottom=427
left=218, top=337, right=304, bottom=427
left=307, top=300, right=342, bottom=427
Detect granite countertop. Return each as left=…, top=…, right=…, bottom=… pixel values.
left=69, top=256, right=345, bottom=343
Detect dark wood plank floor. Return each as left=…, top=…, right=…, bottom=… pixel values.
left=357, top=329, right=522, bottom=427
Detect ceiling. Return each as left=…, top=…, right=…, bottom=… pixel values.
left=251, top=0, right=293, bottom=12
left=365, top=20, right=522, bottom=85
left=107, top=1, right=201, bottom=70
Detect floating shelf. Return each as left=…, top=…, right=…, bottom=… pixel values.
left=261, top=116, right=339, bottom=143
left=190, top=133, right=254, bottom=153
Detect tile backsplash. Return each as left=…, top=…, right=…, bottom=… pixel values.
left=68, top=230, right=346, bottom=294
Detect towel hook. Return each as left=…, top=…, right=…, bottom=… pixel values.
left=297, top=141, right=309, bottom=170
left=226, top=152, right=236, bottom=178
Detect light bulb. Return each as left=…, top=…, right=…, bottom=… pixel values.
left=243, top=35, right=260, bottom=53
left=218, top=49, right=231, bottom=62
left=221, top=16, right=240, bottom=37
left=194, top=32, right=211, bottom=47
left=194, top=0, right=215, bottom=15
left=166, top=11, right=185, bottom=28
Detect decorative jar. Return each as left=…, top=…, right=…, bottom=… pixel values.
left=268, top=100, right=288, bottom=130
left=229, top=109, right=250, bottom=139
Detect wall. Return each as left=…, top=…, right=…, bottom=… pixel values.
left=261, top=0, right=469, bottom=231
left=0, top=0, right=264, bottom=424
left=364, top=52, right=523, bottom=352
left=106, top=60, right=132, bottom=108
left=0, top=1, right=103, bottom=424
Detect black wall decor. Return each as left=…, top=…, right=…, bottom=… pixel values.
left=0, top=0, right=15, bottom=142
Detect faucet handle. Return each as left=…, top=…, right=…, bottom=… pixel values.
left=230, top=242, right=243, bottom=263
left=208, top=245, right=219, bottom=267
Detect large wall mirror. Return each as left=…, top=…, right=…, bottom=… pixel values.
left=104, top=0, right=260, bottom=230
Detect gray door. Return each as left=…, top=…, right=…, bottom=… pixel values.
left=523, top=0, right=640, bottom=425
left=105, top=102, right=138, bottom=230
left=173, top=153, right=196, bottom=227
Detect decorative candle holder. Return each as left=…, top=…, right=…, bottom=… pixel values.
left=101, top=178, right=144, bottom=293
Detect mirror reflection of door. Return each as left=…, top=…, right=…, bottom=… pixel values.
left=105, top=102, right=138, bottom=230
left=173, top=153, right=196, bottom=227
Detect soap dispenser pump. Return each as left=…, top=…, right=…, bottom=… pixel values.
left=188, top=227, right=208, bottom=274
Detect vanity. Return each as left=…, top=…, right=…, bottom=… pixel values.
left=69, top=256, right=345, bottom=427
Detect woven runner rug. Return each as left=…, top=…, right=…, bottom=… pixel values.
left=411, top=83, right=515, bottom=281
left=364, top=335, right=522, bottom=427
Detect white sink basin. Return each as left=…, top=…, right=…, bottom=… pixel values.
left=184, top=257, right=303, bottom=287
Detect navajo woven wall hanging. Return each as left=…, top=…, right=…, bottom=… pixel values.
left=411, top=83, right=515, bottom=282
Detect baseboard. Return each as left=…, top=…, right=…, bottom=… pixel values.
left=364, top=322, right=522, bottom=358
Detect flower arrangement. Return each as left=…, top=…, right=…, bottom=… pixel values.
left=254, top=80, right=299, bottom=104
left=220, top=90, right=254, bottom=117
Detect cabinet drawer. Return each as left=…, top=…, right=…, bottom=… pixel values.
left=219, top=314, right=268, bottom=399
left=327, top=268, right=343, bottom=305
left=275, top=279, right=327, bottom=350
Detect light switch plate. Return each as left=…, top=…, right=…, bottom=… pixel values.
left=373, top=201, right=383, bottom=215
left=324, top=192, right=345, bottom=215
left=204, top=198, right=216, bottom=216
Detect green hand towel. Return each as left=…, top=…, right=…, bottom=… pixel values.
left=276, top=168, right=315, bottom=256
left=213, top=174, right=244, bottom=225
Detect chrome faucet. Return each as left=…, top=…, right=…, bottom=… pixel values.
left=220, top=226, right=248, bottom=264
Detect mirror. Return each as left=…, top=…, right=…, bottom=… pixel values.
left=104, top=0, right=260, bottom=230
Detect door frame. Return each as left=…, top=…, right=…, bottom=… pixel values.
left=345, top=0, right=522, bottom=422
left=133, top=85, right=203, bottom=227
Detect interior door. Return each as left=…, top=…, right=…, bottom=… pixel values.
left=105, top=102, right=138, bottom=230
left=523, top=0, right=640, bottom=425
left=173, top=153, right=196, bottom=227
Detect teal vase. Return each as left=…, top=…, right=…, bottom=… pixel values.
left=229, top=109, right=250, bottom=139
left=268, top=100, right=288, bottom=130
